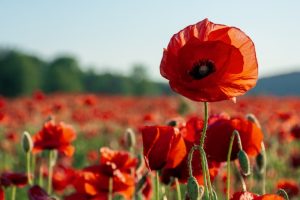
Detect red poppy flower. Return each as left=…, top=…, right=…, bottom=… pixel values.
left=141, top=175, right=153, bottom=200
left=255, top=195, right=284, bottom=200
left=141, top=126, right=186, bottom=170
left=230, top=192, right=284, bottom=200
left=290, top=151, right=300, bottom=168
left=160, top=117, right=220, bottom=184
left=0, top=172, right=28, bottom=188
left=0, top=187, right=4, bottom=200
left=160, top=18, right=258, bottom=102
left=231, top=191, right=284, bottom=200
left=205, top=116, right=263, bottom=162
left=52, top=165, right=76, bottom=192
left=32, top=119, right=76, bottom=156
left=28, top=185, right=54, bottom=200
left=231, top=191, right=258, bottom=200
left=64, top=193, right=106, bottom=200
left=290, top=124, right=300, bottom=139
left=276, top=179, right=299, bottom=197
left=71, top=147, right=137, bottom=199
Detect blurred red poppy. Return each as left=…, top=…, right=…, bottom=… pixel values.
left=231, top=191, right=284, bottom=200
left=0, top=172, right=28, bottom=188
left=0, top=187, right=4, bottom=200
left=160, top=18, right=258, bottom=102
left=290, top=124, right=300, bottom=139
left=70, top=147, right=137, bottom=199
left=28, top=185, right=54, bottom=200
left=160, top=117, right=221, bottom=184
left=32, top=119, right=76, bottom=156
left=276, top=179, right=299, bottom=197
left=231, top=191, right=258, bottom=200
left=141, top=126, right=186, bottom=170
left=141, top=175, right=153, bottom=200
left=205, top=116, right=263, bottom=162
left=52, top=165, right=76, bottom=192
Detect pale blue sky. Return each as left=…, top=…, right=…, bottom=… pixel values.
left=1, top=1, right=300, bottom=81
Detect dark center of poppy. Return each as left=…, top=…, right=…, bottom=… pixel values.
left=188, top=59, right=215, bottom=80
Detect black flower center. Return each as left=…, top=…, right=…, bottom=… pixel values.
left=188, top=59, right=216, bottom=80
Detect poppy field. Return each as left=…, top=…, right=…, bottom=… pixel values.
left=0, top=93, right=300, bottom=200
left=1, top=18, right=300, bottom=200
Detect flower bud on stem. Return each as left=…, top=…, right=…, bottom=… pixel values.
left=22, top=131, right=33, bottom=185
left=256, top=142, right=267, bottom=194
left=277, top=189, right=289, bottom=200
left=226, top=130, right=247, bottom=200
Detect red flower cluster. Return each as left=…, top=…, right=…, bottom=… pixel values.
left=32, top=119, right=76, bottom=156
left=66, top=147, right=137, bottom=199
left=142, top=113, right=263, bottom=184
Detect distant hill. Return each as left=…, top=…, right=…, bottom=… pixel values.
left=249, top=72, right=300, bottom=95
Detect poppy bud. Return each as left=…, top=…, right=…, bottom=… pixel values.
left=238, top=150, right=251, bottom=176
left=124, top=128, right=136, bottom=150
left=255, top=152, right=266, bottom=174
left=246, top=113, right=261, bottom=129
left=277, top=189, right=289, bottom=200
left=22, top=131, right=33, bottom=153
left=187, top=176, right=201, bottom=200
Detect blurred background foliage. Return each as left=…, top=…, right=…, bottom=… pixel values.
left=0, top=49, right=172, bottom=97
left=1, top=48, right=298, bottom=98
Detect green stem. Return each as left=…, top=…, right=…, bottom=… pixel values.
left=155, top=171, right=160, bottom=200
left=234, top=162, right=247, bottom=192
left=108, top=177, right=113, bottom=200
left=175, top=178, right=182, bottom=200
left=38, top=164, right=43, bottom=187
left=226, top=130, right=242, bottom=200
left=187, top=145, right=209, bottom=199
left=11, top=186, right=16, bottom=200
left=26, top=152, right=32, bottom=185
left=31, top=153, right=36, bottom=184
left=47, top=150, right=54, bottom=194
left=200, top=102, right=213, bottom=199
left=261, top=142, right=266, bottom=194
left=199, top=147, right=213, bottom=198
left=199, top=102, right=208, bottom=148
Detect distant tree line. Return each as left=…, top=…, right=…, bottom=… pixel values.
left=0, top=49, right=172, bottom=97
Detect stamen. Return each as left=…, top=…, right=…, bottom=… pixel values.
left=188, top=59, right=215, bottom=80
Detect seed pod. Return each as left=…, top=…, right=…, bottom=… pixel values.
left=187, top=176, right=200, bottom=200
left=124, top=128, right=136, bottom=150
left=22, top=131, right=33, bottom=153
left=277, top=189, right=289, bottom=200
left=238, top=150, right=251, bottom=176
